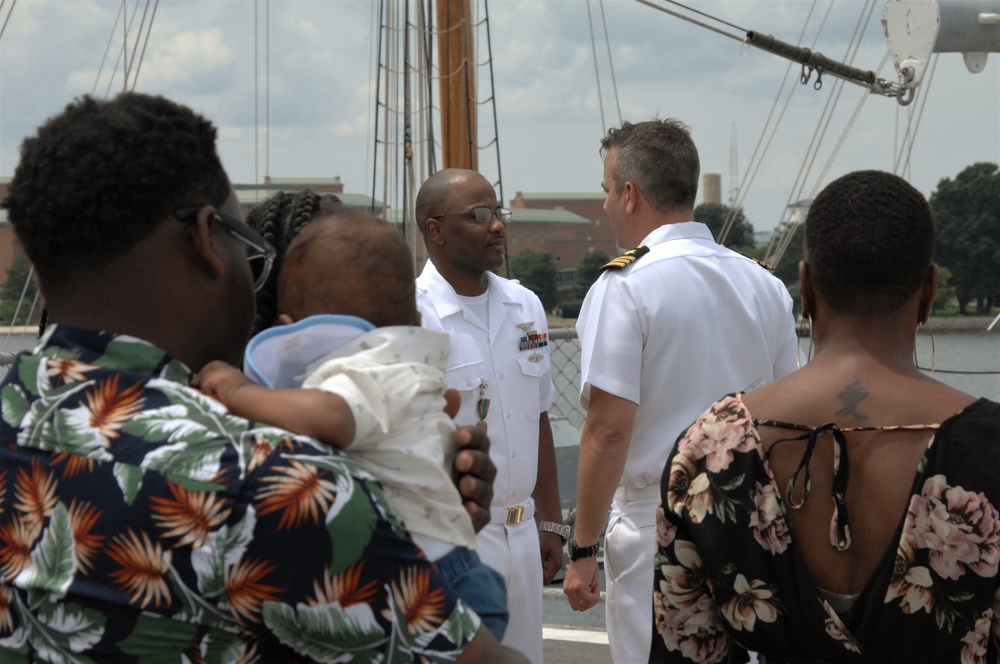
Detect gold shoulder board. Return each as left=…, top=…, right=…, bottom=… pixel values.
left=600, top=245, right=650, bottom=272
left=731, top=248, right=774, bottom=272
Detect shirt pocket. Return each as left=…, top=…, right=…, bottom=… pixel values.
left=446, top=360, right=484, bottom=426
left=515, top=354, right=545, bottom=422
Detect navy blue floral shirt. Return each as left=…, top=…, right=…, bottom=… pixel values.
left=0, top=325, right=479, bottom=662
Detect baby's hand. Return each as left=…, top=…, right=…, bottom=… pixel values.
left=193, top=361, right=251, bottom=405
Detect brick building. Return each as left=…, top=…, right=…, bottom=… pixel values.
left=235, top=177, right=384, bottom=217
left=0, top=177, right=617, bottom=306
left=508, top=191, right=617, bottom=299
left=0, top=178, right=25, bottom=295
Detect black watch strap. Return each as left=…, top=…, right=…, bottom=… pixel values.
left=568, top=538, right=600, bottom=561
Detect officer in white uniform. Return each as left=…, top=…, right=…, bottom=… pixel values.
left=415, top=168, right=566, bottom=664
left=562, top=119, right=801, bottom=663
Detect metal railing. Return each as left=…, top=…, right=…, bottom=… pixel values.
left=1, top=327, right=591, bottom=432
left=548, top=327, right=585, bottom=428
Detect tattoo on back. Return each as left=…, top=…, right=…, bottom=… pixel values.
left=835, top=379, right=869, bottom=419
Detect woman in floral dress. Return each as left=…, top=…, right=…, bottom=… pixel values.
left=651, top=170, right=1000, bottom=663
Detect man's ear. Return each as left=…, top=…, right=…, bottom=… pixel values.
left=623, top=181, right=638, bottom=214
left=276, top=313, right=295, bottom=326
left=424, top=217, right=446, bottom=246
left=189, top=207, right=226, bottom=280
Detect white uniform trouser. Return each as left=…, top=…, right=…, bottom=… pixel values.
left=604, top=485, right=659, bottom=664
left=477, top=500, right=543, bottom=663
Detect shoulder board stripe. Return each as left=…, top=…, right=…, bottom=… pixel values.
left=731, top=247, right=774, bottom=271
left=601, top=245, right=650, bottom=272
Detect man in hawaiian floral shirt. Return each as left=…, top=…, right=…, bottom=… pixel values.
left=0, top=93, right=526, bottom=663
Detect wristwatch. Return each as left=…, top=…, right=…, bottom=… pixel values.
left=538, top=520, right=571, bottom=542
left=568, top=538, right=600, bottom=561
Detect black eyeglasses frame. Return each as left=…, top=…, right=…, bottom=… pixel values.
left=174, top=206, right=276, bottom=292
left=432, top=206, right=512, bottom=225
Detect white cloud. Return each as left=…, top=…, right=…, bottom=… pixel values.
left=0, top=0, right=996, bottom=232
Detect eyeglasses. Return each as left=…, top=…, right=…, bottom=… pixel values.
left=433, top=206, right=511, bottom=225
left=174, top=206, right=276, bottom=292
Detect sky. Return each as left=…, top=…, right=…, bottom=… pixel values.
left=0, top=0, right=997, bottom=233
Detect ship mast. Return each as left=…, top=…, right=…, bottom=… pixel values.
left=436, top=0, right=478, bottom=170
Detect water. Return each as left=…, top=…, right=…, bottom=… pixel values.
left=546, top=330, right=1000, bottom=430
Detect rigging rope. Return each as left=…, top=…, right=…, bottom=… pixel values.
left=128, top=0, right=158, bottom=91
left=0, top=0, right=18, bottom=42
left=764, top=0, right=882, bottom=270
left=894, top=54, right=938, bottom=178
left=93, top=2, right=124, bottom=94
left=721, top=0, right=824, bottom=246
left=266, top=0, right=270, bottom=188
left=719, top=0, right=829, bottom=244
left=631, top=0, right=745, bottom=43
left=483, top=0, right=505, bottom=208
left=586, top=0, right=607, bottom=134
left=599, top=0, right=622, bottom=125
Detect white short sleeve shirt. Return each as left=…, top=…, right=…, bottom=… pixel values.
left=577, top=222, right=800, bottom=489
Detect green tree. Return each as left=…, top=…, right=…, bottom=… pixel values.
left=574, top=249, right=610, bottom=299
left=930, top=162, right=1000, bottom=314
left=932, top=265, right=955, bottom=313
left=694, top=203, right=755, bottom=249
left=2, top=255, right=37, bottom=302
left=508, top=250, right=558, bottom=312
left=1, top=256, right=41, bottom=326
left=765, top=221, right=805, bottom=289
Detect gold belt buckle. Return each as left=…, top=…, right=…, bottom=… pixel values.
left=505, top=505, right=525, bottom=525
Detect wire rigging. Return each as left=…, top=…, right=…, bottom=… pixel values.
left=720, top=0, right=824, bottom=246
left=598, top=0, right=622, bottom=125
left=0, top=0, right=19, bottom=42
left=586, top=0, right=607, bottom=134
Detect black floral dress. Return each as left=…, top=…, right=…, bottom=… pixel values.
left=651, top=393, right=1000, bottom=663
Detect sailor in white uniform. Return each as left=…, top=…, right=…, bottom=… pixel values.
left=415, top=168, right=566, bottom=664
left=563, top=119, right=800, bottom=663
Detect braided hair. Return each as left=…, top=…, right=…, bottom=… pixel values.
left=246, top=189, right=343, bottom=334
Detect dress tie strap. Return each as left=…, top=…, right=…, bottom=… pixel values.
left=763, top=421, right=852, bottom=551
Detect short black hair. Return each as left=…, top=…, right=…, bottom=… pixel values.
left=415, top=168, right=472, bottom=236
left=279, top=214, right=417, bottom=328
left=600, top=119, right=700, bottom=211
left=805, top=170, right=934, bottom=316
left=4, top=93, right=230, bottom=281
left=246, top=189, right=344, bottom=333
